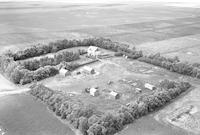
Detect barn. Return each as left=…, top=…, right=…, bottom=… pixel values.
left=144, top=83, right=156, bottom=90
left=59, top=68, right=71, bottom=77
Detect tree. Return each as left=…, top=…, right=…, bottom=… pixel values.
left=159, top=79, right=176, bottom=89
left=20, top=70, right=34, bottom=85
left=78, top=117, right=89, bottom=135
left=88, top=115, right=99, bottom=126
left=98, top=113, right=123, bottom=135
left=87, top=123, right=105, bottom=135
left=11, top=66, right=26, bottom=84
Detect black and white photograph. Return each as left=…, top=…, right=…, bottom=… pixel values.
left=0, top=0, right=200, bottom=135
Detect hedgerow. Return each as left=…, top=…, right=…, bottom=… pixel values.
left=20, top=51, right=80, bottom=71
left=11, top=38, right=142, bottom=61
left=0, top=51, right=79, bottom=85
left=138, top=53, right=200, bottom=79
left=29, top=80, right=191, bottom=135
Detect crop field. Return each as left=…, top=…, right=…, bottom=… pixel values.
left=1, top=1, right=200, bottom=135
left=137, top=34, right=200, bottom=63
left=1, top=1, right=200, bottom=62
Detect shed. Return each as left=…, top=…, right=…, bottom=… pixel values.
left=144, top=83, right=156, bottom=90
left=107, top=80, right=113, bottom=85
left=90, top=88, right=99, bottom=96
left=110, top=91, right=120, bottom=99
left=122, top=54, right=128, bottom=59
left=131, top=82, right=137, bottom=86
left=135, top=88, right=142, bottom=93
left=83, top=66, right=95, bottom=74
left=59, top=68, right=71, bottom=76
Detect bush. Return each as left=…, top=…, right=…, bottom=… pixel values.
left=114, top=52, right=123, bottom=57
left=18, top=66, right=58, bottom=85
left=88, top=115, right=99, bottom=126
left=60, top=62, right=80, bottom=71
left=11, top=66, right=27, bottom=84
left=159, top=79, right=176, bottom=89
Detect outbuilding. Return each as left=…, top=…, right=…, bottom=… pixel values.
left=89, top=88, right=99, bottom=96
left=109, top=91, right=120, bottom=99
left=59, top=68, right=71, bottom=77
left=82, top=66, right=95, bottom=74
left=135, top=88, right=142, bottom=93
left=131, top=82, right=137, bottom=86
left=123, top=54, right=128, bottom=59
left=144, top=83, right=156, bottom=90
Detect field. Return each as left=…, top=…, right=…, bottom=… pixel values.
left=1, top=1, right=200, bottom=135
left=1, top=1, right=200, bottom=62
left=0, top=94, right=75, bottom=135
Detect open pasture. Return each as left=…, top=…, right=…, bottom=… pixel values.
left=1, top=1, right=200, bottom=56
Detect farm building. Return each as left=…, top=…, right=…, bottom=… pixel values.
left=59, top=68, right=71, bottom=76
left=144, top=83, right=156, bottom=90
left=107, top=80, right=113, bottom=85
left=82, top=66, right=95, bottom=74
left=123, top=54, right=128, bottom=59
left=89, top=88, right=99, bottom=96
left=87, top=46, right=101, bottom=57
left=109, top=91, right=120, bottom=99
left=135, top=88, right=142, bottom=93
left=131, top=82, right=137, bottom=86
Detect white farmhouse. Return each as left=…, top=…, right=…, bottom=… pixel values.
left=90, top=88, right=99, bottom=96
left=47, top=54, right=55, bottom=59
left=144, top=83, right=156, bottom=90
left=59, top=68, right=70, bottom=77
left=87, top=46, right=101, bottom=57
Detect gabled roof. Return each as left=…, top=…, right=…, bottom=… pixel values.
left=88, top=46, right=98, bottom=52
left=59, top=68, right=69, bottom=73
left=83, top=66, right=94, bottom=71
